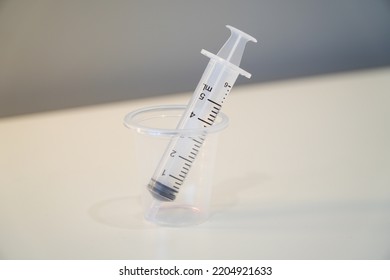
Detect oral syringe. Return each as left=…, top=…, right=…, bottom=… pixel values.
left=148, top=25, right=257, bottom=201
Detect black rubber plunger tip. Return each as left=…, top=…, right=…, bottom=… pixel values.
left=148, top=180, right=177, bottom=202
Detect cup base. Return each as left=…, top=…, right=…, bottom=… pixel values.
left=145, top=204, right=208, bottom=227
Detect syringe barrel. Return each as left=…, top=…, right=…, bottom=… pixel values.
left=148, top=26, right=257, bottom=201
left=148, top=60, right=241, bottom=201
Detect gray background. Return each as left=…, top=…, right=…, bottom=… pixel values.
left=1, top=0, right=389, bottom=117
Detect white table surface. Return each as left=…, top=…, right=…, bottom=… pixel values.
left=1, top=67, right=389, bottom=260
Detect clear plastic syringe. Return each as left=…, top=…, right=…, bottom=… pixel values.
left=148, top=25, right=257, bottom=201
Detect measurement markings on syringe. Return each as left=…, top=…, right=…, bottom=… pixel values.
left=197, top=99, right=222, bottom=127
left=198, top=117, right=213, bottom=126
left=164, top=135, right=207, bottom=189
left=169, top=174, right=183, bottom=182
left=179, top=155, right=193, bottom=163
left=207, top=98, right=222, bottom=108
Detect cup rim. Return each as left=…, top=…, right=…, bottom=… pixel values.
left=124, top=104, right=229, bottom=136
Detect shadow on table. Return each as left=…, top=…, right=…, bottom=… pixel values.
left=88, top=195, right=156, bottom=230
left=88, top=172, right=390, bottom=237
left=87, top=172, right=267, bottom=230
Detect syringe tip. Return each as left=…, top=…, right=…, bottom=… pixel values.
left=226, top=25, right=258, bottom=43
left=217, top=25, right=257, bottom=66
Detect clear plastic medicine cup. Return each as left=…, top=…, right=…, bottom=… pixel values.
left=124, top=105, right=229, bottom=227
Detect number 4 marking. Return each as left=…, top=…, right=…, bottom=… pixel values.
left=190, top=112, right=196, bottom=118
